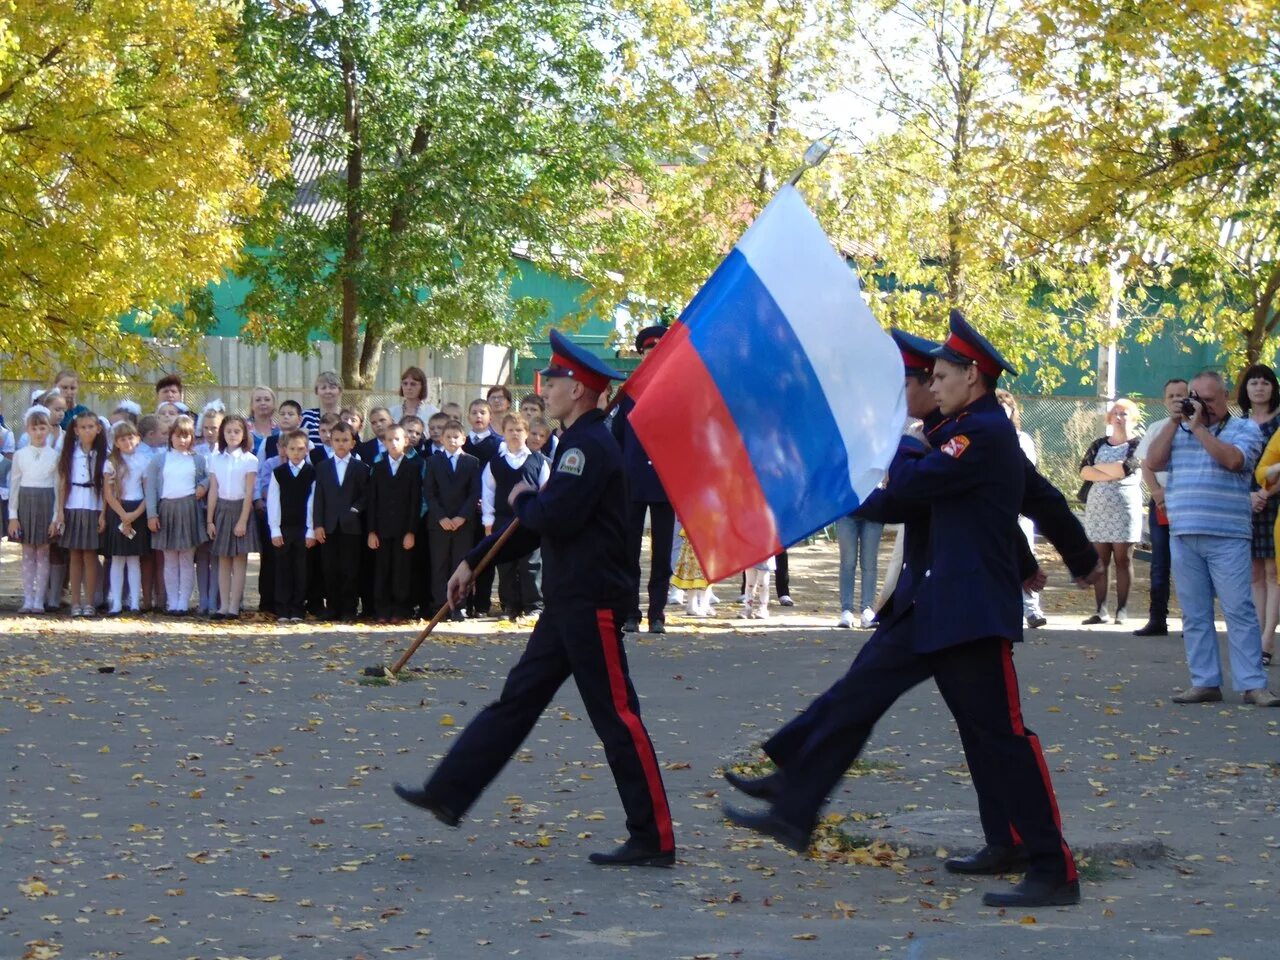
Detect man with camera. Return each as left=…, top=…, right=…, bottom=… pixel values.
left=1143, top=370, right=1279, bottom=706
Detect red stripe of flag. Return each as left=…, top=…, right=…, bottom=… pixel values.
left=629, top=335, right=780, bottom=581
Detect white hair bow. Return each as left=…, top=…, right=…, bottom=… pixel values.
left=115, top=399, right=142, bottom=417
left=202, top=399, right=226, bottom=414
left=23, top=404, right=51, bottom=423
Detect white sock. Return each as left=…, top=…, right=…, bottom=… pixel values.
left=164, top=551, right=182, bottom=610
left=178, top=551, right=196, bottom=610
left=109, top=560, right=125, bottom=611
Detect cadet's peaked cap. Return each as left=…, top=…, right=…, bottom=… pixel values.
left=890, top=329, right=939, bottom=373
left=635, top=324, right=668, bottom=352
left=931, top=309, right=1018, bottom=378
left=540, top=329, right=623, bottom=394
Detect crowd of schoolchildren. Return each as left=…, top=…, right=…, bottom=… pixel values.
left=0, top=368, right=559, bottom=625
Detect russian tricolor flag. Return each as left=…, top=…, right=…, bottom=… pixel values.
left=625, top=185, right=906, bottom=581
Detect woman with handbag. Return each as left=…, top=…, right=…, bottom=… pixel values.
left=1079, top=399, right=1144, bottom=624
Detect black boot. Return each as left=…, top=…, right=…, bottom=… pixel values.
left=944, top=843, right=1030, bottom=875
left=392, top=783, right=461, bottom=827
left=982, top=874, right=1081, bottom=908
left=1133, top=621, right=1168, bottom=637
left=722, top=803, right=809, bottom=852
left=723, top=768, right=784, bottom=802
left=588, top=840, right=674, bottom=867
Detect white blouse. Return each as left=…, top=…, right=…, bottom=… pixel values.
left=210, top=448, right=258, bottom=501
left=161, top=452, right=198, bottom=499
left=9, top=444, right=58, bottom=514
left=64, top=446, right=103, bottom=511
left=105, top=451, right=147, bottom=501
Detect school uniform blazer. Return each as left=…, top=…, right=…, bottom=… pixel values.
left=356, top=438, right=385, bottom=464
left=463, top=433, right=500, bottom=467
left=426, top=452, right=481, bottom=523
left=366, top=457, right=421, bottom=540
left=312, top=456, right=370, bottom=536
left=143, top=451, right=209, bottom=519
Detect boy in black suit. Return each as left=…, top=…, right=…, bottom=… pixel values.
left=366, top=424, right=421, bottom=623
left=267, top=429, right=316, bottom=622
left=426, top=419, right=480, bottom=620
left=358, top=407, right=392, bottom=464
left=463, top=399, right=500, bottom=615
left=312, top=421, right=370, bottom=621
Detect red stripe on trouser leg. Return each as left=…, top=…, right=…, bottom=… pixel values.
left=999, top=640, right=1077, bottom=882
left=596, top=609, right=675, bottom=852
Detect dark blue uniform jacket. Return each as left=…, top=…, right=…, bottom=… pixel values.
left=466, top=409, right=632, bottom=611
left=858, top=394, right=1094, bottom=654
left=610, top=395, right=668, bottom=504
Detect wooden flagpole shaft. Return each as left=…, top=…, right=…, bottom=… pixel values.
left=386, top=519, right=523, bottom=675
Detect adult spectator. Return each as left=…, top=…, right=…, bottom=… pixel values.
left=389, top=365, right=439, bottom=423
left=301, top=371, right=343, bottom=445
left=1144, top=370, right=1278, bottom=705
left=1078, top=398, right=1143, bottom=624
left=997, top=389, right=1046, bottom=628
left=155, top=374, right=184, bottom=407
left=1133, top=379, right=1188, bottom=636
left=485, top=386, right=512, bottom=435
left=1240, top=365, right=1280, bottom=664
left=248, top=385, right=279, bottom=457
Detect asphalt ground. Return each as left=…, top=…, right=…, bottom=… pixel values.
left=2, top=541, right=1278, bottom=959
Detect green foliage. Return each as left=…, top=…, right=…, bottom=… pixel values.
left=0, top=0, right=285, bottom=379
left=239, top=0, right=629, bottom=387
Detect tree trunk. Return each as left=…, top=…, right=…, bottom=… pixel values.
left=356, top=124, right=432, bottom=388
left=339, top=8, right=365, bottom=389
left=1245, top=262, right=1280, bottom=366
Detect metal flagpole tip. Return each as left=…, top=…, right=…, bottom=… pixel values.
left=788, top=135, right=836, bottom=185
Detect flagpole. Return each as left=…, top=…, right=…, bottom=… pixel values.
left=787, top=135, right=836, bottom=186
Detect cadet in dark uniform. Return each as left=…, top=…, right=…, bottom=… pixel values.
left=395, top=330, right=675, bottom=867
left=613, top=324, right=675, bottom=634
left=726, top=313, right=1093, bottom=908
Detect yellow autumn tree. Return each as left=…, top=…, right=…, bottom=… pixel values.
left=0, top=0, right=287, bottom=379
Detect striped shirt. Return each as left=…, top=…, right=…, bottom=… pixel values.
left=1166, top=416, right=1263, bottom=539
left=301, top=408, right=322, bottom=445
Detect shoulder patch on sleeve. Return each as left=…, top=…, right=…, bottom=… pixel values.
left=940, top=435, right=970, bottom=458
left=557, top=447, right=586, bottom=475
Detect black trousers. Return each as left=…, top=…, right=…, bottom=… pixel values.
left=764, top=627, right=1075, bottom=882
left=497, top=549, right=543, bottom=615
left=424, top=606, right=674, bottom=852
left=411, top=514, right=432, bottom=617
left=373, top=539, right=414, bottom=618
left=470, top=513, right=495, bottom=614
left=428, top=520, right=474, bottom=615
left=255, top=508, right=275, bottom=613
left=274, top=533, right=309, bottom=618
left=321, top=532, right=363, bottom=619
left=627, top=500, right=675, bottom=623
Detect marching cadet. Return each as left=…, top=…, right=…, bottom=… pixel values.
left=395, top=330, right=675, bottom=868
left=725, top=313, right=1099, bottom=909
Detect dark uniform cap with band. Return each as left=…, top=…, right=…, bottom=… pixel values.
left=634, top=324, right=668, bottom=352
left=931, top=309, right=1018, bottom=378
left=540, top=328, right=624, bottom=394
left=890, top=328, right=940, bottom=373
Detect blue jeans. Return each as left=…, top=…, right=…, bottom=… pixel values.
left=1170, top=533, right=1266, bottom=691
left=1147, top=500, right=1170, bottom=623
left=835, top=515, right=883, bottom=612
